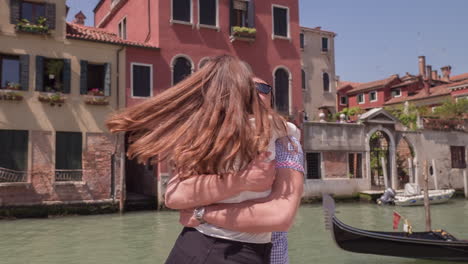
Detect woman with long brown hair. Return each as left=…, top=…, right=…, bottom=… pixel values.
left=107, top=55, right=304, bottom=263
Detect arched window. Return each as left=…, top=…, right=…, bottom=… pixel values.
left=323, top=72, right=330, bottom=92
left=274, top=68, right=289, bottom=114
left=173, top=57, right=192, bottom=85
left=199, top=57, right=210, bottom=69
left=301, top=69, right=306, bottom=90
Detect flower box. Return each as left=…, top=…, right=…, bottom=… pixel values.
left=38, top=92, right=65, bottom=107
left=230, top=26, right=256, bottom=42
left=15, top=17, right=49, bottom=34
left=84, top=95, right=109, bottom=106
left=1, top=90, right=23, bottom=101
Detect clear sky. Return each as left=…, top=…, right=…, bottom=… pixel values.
left=66, top=0, right=468, bottom=83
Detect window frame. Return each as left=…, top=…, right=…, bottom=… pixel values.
left=347, top=152, right=363, bottom=179
left=198, top=0, right=219, bottom=29
left=369, top=90, right=378, bottom=102
left=130, top=62, right=153, bottom=98
left=321, top=37, right=329, bottom=52
left=86, top=63, right=105, bottom=94
left=171, top=55, right=193, bottom=86
left=118, top=17, right=127, bottom=40
left=20, top=1, right=46, bottom=23
left=54, top=131, right=83, bottom=183
left=301, top=69, right=306, bottom=91
left=0, top=54, right=21, bottom=89
left=323, top=72, right=330, bottom=93
left=305, top=152, right=322, bottom=180
left=171, top=0, right=193, bottom=25
left=357, top=93, right=365, bottom=104
left=271, top=4, right=290, bottom=40
left=340, top=95, right=348, bottom=106
left=300, top=32, right=305, bottom=49
left=391, top=88, right=401, bottom=98
left=273, top=66, right=291, bottom=115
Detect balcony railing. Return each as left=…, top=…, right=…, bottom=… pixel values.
left=0, top=167, right=28, bottom=183
left=55, top=170, right=83, bottom=182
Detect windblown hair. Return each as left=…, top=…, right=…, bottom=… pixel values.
left=106, top=55, right=287, bottom=177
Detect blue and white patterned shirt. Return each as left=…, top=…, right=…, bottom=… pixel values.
left=271, top=136, right=304, bottom=264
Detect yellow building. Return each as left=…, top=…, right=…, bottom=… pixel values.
left=0, top=0, right=157, bottom=213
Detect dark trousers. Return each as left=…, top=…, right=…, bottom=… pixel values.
left=165, top=227, right=272, bottom=264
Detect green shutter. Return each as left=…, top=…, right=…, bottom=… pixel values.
left=20, top=55, right=29, bottom=91
left=35, top=56, right=44, bottom=91
left=80, top=60, right=88, bottom=94
left=229, top=0, right=234, bottom=31
left=104, top=63, right=111, bottom=96
left=10, top=0, right=20, bottom=24
left=247, top=0, right=255, bottom=28
left=62, top=59, right=71, bottom=94
left=45, top=3, right=56, bottom=30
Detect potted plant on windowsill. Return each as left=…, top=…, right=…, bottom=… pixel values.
left=15, top=17, right=49, bottom=34
left=84, top=88, right=109, bottom=105
left=38, top=92, right=65, bottom=107
left=230, top=26, right=256, bottom=42
left=1, top=91, right=23, bottom=101
left=2, top=81, right=21, bottom=91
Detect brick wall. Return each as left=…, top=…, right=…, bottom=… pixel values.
left=323, top=151, right=348, bottom=178
left=0, top=131, right=117, bottom=206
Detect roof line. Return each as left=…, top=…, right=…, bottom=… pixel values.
left=66, top=35, right=160, bottom=50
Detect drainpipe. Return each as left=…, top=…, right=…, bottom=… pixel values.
left=116, top=46, right=126, bottom=212
left=144, top=0, right=151, bottom=42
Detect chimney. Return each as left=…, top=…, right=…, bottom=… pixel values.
left=335, top=75, right=340, bottom=87
left=73, top=11, right=86, bottom=25
left=418, top=56, right=426, bottom=77
left=426, top=65, right=432, bottom=82
left=431, top=70, right=438, bottom=80
left=441, top=66, right=452, bottom=82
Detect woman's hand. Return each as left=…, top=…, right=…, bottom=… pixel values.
left=236, top=152, right=276, bottom=192
left=179, top=209, right=201, bottom=228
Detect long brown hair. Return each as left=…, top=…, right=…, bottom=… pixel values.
left=106, top=55, right=287, bottom=177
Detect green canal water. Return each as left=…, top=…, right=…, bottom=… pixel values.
left=2, top=199, right=468, bottom=264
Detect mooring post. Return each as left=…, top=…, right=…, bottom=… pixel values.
left=423, top=160, right=432, bottom=232
left=464, top=169, right=468, bottom=199
left=381, top=157, right=389, bottom=189
left=431, top=159, right=438, bottom=190
left=408, top=158, right=414, bottom=184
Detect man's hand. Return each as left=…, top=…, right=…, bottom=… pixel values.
left=236, top=152, right=276, bottom=192
left=179, top=209, right=201, bottom=227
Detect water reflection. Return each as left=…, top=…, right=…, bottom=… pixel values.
left=1, top=199, right=467, bottom=264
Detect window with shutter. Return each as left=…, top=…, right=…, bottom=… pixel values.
left=199, top=0, right=217, bottom=26
left=306, top=152, right=321, bottom=179
left=274, top=68, right=289, bottom=114
left=231, top=0, right=252, bottom=28
left=173, top=57, right=192, bottom=85
left=87, top=64, right=105, bottom=95
left=40, top=58, right=65, bottom=93
left=132, top=63, right=152, bottom=97
left=0, top=54, right=21, bottom=90
left=172, top=0, right=191, bottom=22
left=451, top=146, right=466, bottom=169
left=273, top=6, right=288, bottom=37
left=358, top=93, right=365, bottom=104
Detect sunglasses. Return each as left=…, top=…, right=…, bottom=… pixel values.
left=255, top=83, right=272, bottom=94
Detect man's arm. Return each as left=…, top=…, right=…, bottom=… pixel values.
left=164, top=152, right=275, bottom=210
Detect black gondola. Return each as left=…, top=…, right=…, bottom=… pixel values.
left=322, top=194, right=468, bottom=262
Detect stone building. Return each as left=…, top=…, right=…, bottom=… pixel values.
left=302, top=108, right=467, bottom=198
left=0, top=0, right=157, bottom=214
left=300, top=26, right=337, bottom=120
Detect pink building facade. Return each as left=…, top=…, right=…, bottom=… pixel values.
left=94, top=0, right=303, bottom=115
left=94, top=0, right=302, bottom=207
